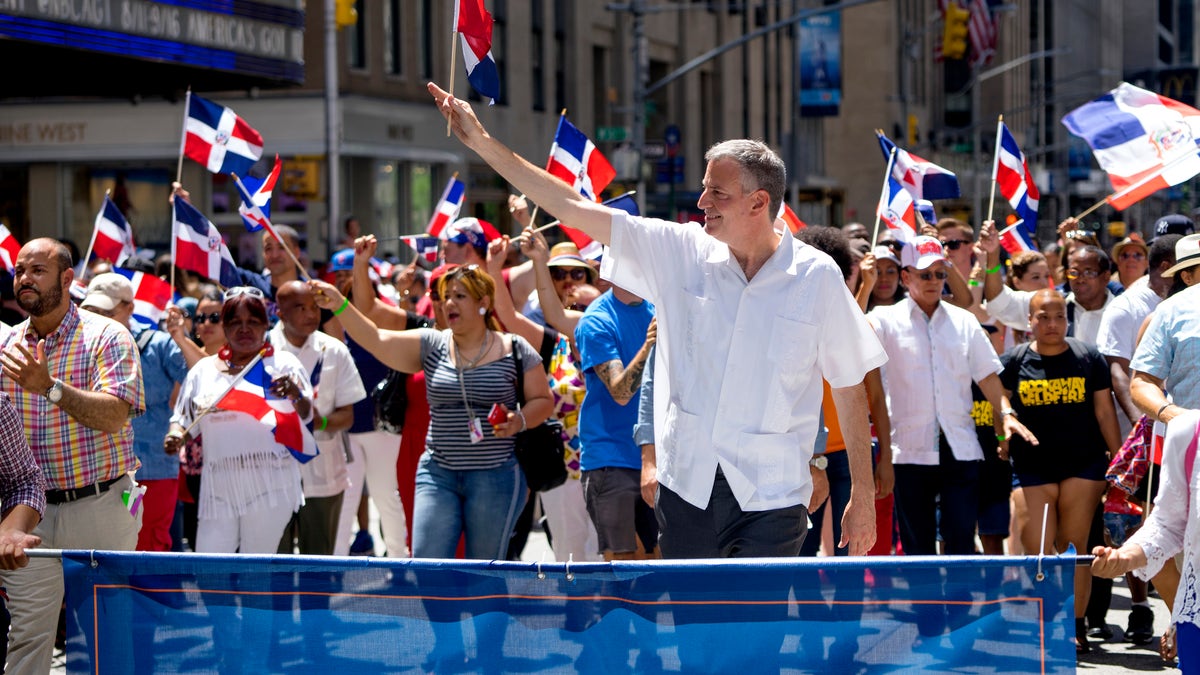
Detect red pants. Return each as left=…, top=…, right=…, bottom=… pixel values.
left=136, top=479, right=179, bottom=552
left=868, top=493, right=895, bottom=556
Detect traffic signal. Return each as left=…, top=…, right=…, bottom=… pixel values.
left=942, top=3, right=970, bottom=60
left=335, top=0, right=357, bottom=28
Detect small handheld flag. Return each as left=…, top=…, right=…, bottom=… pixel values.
left=182, top=92, right=264, bottom=176
left=0, top=224, right=21, bottom=274
left=877, top=130, right=960, bottom=200
left=992, top=121, right=1040, bottom=233
left=546, top=115, right=616, bottom=202
left=998, top=222, right=1036, bottom=255
left=877, top=177, right=918, bottom=242
left=172, top=199, right=241, bottom=288
left=238, top=155, right=282, bottom=232
left=455, top=0, right=501, bottom=103
left=214, top=357, right=318, bottom=464
left=426, top=175, right=466, bottom=237
left=87, top=196, right=136, bottom=266
left=112, top=267, right=175, bottom=331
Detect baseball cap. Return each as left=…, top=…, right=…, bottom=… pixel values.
left=900, top=236, right=947, bottom=270
left=440, top=218, right=500, bottom=250
left=328, top=248, right=355, bottom=272
left=1154, top=214, right=1195, bottom=239
left=1162, top=234, right=1200, bottom=277
left=872, top=245, right=901, bottom=267
left=80, top=272, right=134, bottom=312
left=175, top=296, right=198, bottom=319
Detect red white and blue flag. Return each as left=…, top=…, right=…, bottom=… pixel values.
left=238, top=155, right=282, bottom=232
left=998, top=222, right=1036, bottom=255
left=112, top=267, right=175, bottom=330
left=426, top=176, right=466, bottom=237
left=232, top=172, right=289, bottom=251
left=877, top=131, right=960, bottom=200
left=455, top=0, right=500, bottom=104
left=172, top=198, right=241, bottom=288
left=1063, top=82, right=1200, bottom=211
left=215, top=357, right=318, bottom=464
left=401, top=235, right=440, bottom=263
left=546, top=116, right=616, bottom=258
left=88, top=196, right=136, bottom=265
left=993, top=121, right=1040, bottom=233
left=182, top=92, right=264, bottom=176
left=877, top=177, right=918, bottom=241
left=778, top=203, right=808, bottom=234
left=0, top=224, right=21, bottom=274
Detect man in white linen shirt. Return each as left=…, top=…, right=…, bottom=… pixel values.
left=428, top=82, right=887, bottom=558
left=868, top=236, right=1032, bottom=558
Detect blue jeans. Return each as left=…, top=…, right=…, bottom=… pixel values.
left=412, top=451, right=527, bottom=560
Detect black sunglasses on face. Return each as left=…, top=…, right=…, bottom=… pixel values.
left=550, top=268, right=589, bottom=282
left=194, top=312, right=222, bottom=325
left=916, top=270, right=950, bottom=281
left=940, top=239, right=969, bottom=251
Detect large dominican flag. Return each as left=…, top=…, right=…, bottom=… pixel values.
left=173, top=199, right=241, bottom=288
left=426, top=176, right=466, bottom=237
left=112, top=267, right=175, bottom=330
left=1063, top=82, right=1200, bottom=211
left=89, top=196, right=136, bottom=265
left=993, top=121, right=1040, bottom=233
left=877, top=131, right=960, bottom=201
left=215, top=357, right=318, bottom=463
left=877, top=177, right=918, bottom=241
left=182, top=92, right=264, bottom=176
left=455, top=0, right=500, bottom=103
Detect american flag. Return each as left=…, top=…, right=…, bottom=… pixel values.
left=934, top=0, right=997, bottom=68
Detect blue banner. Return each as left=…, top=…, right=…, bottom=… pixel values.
left=798, top=14, right=842, bottom=117
left=62, top=552, right=1077, bottom=673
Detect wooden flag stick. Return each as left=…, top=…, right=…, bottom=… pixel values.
left=446, top=32, right=458, bottom=137
left=181, top=348, right=269, bottom=438
left=871, top=146, right=898, bottom=245
left=987, top=114, right=1003, bottom=225
left=232, top=173, right=311, bottom=282
left=176, top=88, right=191, bottom=185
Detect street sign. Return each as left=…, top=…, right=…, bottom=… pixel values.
left=596, top=126, right=629, bottom=142
left=643, top=141, right=667, bottom=160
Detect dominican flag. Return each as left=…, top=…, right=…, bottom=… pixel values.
left=88, top=196, right=136, bottom=265
left=877, top=177, right=918, bottom=241
left=238, top=155, right=282, bottom=232
left=400, top=235, right=440, bottom=263
left=0, top=224, right=20, bottom=274
left=998, top=222, right=1036, bottom=255
left=554, top=191, right=639, bottom=261
left=547, top=116, right=617, bottom=202
left=172, top=199, right=241, bottom=288
left=426, top=176, right=466, bottom=237
left=993, top=121, right=1040, bottom=233
left=182, top=92, right=264, bottom=176
left=215, top=357, right=318, bottom=464
left=877, top=131, right=960, bottom=200
left=1063, top=82, right=1200, bottom=211
left=231, top=172, right=290, bottom=252
left=778, top=203, right=808, bottom=234
left=112, top=267, right=175, bottom=330
left=455, top=0, right=500, bottom=103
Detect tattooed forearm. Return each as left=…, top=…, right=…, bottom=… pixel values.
left=593, top=354, right=649, bottom=406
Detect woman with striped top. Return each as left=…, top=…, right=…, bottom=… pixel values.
left=308, top=265, right=553, bottom=559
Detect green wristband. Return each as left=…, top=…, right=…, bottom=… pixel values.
left=318, top=415, right=329, bottom=431
left=986, top=264, right=1003, bottom=275
left=996, top=433, right=1007, bottom=442
left=968, top=280, right=982, bottom=287
left=333, top=297, right=350, bottom=316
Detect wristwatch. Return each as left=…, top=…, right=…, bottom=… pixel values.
left=810, top=455, right=828, bottom=471
left=1000, top=407, right=1018, bottom=419
left=45, top=379, right=63, bottom=404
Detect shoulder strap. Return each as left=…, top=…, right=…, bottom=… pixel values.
left=1064, top=337, right=1089, bottom=366
left=1013, top=341, right=1031, bottom=364
left=1065, top=299, right=1076, bottom=338
left=135, top=329, right=155, bottom=354
left=509, top=334, right=526, bottom=405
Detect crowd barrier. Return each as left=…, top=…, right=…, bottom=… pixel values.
left=54, top=550, right=1079, bottom=673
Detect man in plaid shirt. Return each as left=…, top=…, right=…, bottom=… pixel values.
left=0, top=238, right=143, bottom=675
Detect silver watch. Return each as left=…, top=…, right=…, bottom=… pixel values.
left=45, top=379, right=63, bottom=404
left=810, top=455, right=828, bottom=471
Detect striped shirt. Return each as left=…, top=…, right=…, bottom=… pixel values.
left=0, top=303, right=144, bottom=490
left=420, top=329, right=541, bottom=470
left=0, top=391, right=47, bottom=516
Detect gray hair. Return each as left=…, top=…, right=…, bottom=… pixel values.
left=704, top=140, right=786, bottom=219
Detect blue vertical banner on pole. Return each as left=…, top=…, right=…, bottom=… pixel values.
left=798, top=13, right=842, bottom=117
left=63, top=551, right=1077, bottom=673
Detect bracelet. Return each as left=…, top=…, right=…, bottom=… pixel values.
left=1157, top=402, right=1173, bottom=420
left=995, top=433, right=1007, bottom=442
left=333, top=297, right=350, bottom=316
left=986, top=264, right=1003, bottom=275
left=968, top=280, right=982, bottom=287
left=516, top=410, right=527, bottom=433
left=317, top=415, right=329, bottom=431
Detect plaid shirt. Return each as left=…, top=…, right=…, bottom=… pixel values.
left=0, top=391, right=46, bottom=516
left=0, top=303, right=144, bottom=490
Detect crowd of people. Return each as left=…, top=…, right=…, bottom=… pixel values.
left=0, top=83, right=1193, bottom=671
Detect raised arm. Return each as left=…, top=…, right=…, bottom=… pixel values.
left=352, top=235, right=408, bottom=330
left=485, top=234, right=548, bottom=349
left=309, top=279, right=424, bottom=374
left=518, top=226, right=585, bottom=335
left=429, top=83, right=614, bottom=243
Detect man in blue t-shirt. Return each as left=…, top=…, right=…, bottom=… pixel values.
left=575, top=287, right=656, bottom=560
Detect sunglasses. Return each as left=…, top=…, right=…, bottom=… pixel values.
left=915, top=270, right=950, bottom=281
left=550, top=268, right=589, bottom=282
left=224, top=286, right=266, bottom=300
left=194, top=312, right=222, bottom=325
left=1065, top=230, right=1098, bottom=241
left=939, top=239, right=970, bottom=251
left=1066, top=268, right=1103, bottom=280
left=1118, top=251, right=1146, bottom=261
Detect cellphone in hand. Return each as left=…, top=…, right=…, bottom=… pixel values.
left=488, top=403, right=507, bottom=427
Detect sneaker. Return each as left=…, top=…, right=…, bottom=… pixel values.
left=349, top=530, right=375, bottom=556
left=1076, top=619, right=1092, bottom=655
left=1086, top=620, right=1114, bottom=641
left=1126, top=605, right=1155, bottom=645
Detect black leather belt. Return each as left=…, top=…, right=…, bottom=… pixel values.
left=45, top=476, right=124, bottom=505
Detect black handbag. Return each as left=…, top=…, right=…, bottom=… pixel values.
left=511, top=336, right=568, bottom=493
left=372, top=369, right=407, bottom=434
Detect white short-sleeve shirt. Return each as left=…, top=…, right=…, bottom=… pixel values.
left=601, top=212, right=887, bottom=511
left=1097, top=277, right=1160, bottom=361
